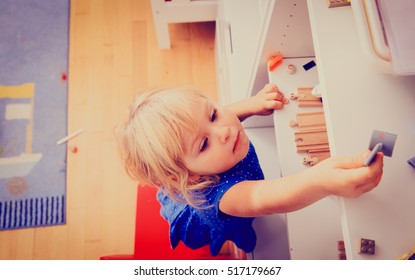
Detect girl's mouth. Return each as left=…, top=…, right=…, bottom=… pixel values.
left=233, top=131, right=240, bottom=153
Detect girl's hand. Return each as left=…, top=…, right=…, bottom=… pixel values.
left=220, top=150, right=384, bottom=217
left=250, top=83, right=289, bottom=116
left=306, top=150, right=384, bottom=198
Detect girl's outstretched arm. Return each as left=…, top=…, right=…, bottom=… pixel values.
left=219, top=151, right=384, bottom=217
left=225, top=83, right=289, bottom=122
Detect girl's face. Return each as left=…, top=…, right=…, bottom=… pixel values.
left=181, top=99, right=250, bottom=176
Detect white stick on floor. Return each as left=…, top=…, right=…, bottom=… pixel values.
left=57, top=128, right=84, bottom=145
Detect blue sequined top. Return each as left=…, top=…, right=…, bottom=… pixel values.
left=157, top=142, right=264, bottom=256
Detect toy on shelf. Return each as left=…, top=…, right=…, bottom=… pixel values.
left=327, top=0, right=350, bottom=8
left=363, top=129, right=397, bottom=166
left=268, top=53, right=284, bottom=71
left=290, top=87, right=322, bottom=107
left=368, top=130, right=397, bottom=157
left=303, top=149, right=331, bottom=166
left=358, top=238, right=376, bottom=255
left=408, top=156, right=415, bottom=169
left=294, top=129, right=329, bottom=152
left=337, top=240, right=347, bottom=260
left=288, top=99, right=331, bottom=166
left=289, top=111, right=326, bottom=131
left=399, top=248, right=415, bottom=260
left=287, top=64, right=297, bottom=75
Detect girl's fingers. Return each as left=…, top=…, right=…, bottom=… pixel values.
left=268, top=101, right=284, bottom=110
left=331, top=150, right=380, bottom=169
left=265, top=90, right=287, bottom=103
left=282, top=96, right=290, bottom=104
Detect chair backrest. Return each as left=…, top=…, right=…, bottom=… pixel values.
left=134, top=184, right=218, bottom=259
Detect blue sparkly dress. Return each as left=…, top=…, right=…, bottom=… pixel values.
left=157, top=142, right=264, bottom=256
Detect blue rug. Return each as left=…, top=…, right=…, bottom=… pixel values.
left=0, top=0, right=69, bottom=230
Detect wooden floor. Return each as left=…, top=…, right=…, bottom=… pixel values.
left=0, top=0, right=216, bottom=259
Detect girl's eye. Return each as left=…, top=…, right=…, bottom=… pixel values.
left=211, top=109, right=217, bottom=122
left=200, top=108, right=216, bottom=153
left=200, top=138, right=208, bottom=152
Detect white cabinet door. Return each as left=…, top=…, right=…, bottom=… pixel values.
left=216, top=0, right=274, bottom=105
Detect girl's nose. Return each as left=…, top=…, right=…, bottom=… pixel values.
left=219, top=126, right=230, bottom=143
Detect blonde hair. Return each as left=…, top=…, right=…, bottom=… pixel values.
left=115, top=87, right=219, bottom=207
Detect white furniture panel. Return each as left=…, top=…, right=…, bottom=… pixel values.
left=249, top=0, right=315, bottom=98
left=308, top=0, right=415, bottom=259
left=216, top=0, right=415, bottom=260
left=216, top=0, right=274, bottom=106
left=245, top=0, right=315, bottom=129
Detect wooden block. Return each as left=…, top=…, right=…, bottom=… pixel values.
left=290, top=111, right=326, bottom=131
left=302, top=156, right=319, bottom=166
left=290, top=87, right=323, bottom=107
left=337, top=240, right=345, bottom=251
left=295, top=129, right=329, bottom=152
left=338, top=252, right=347, bottom=260
left=295, top=129, right=328, bottom=145
left=297, top=144, right=330, bottom=153
left=337, top=240, right=347, bottom=260
left=327, top=0, right=350, bottom=8
left=303, top=149, right=331, bottom=166
left=400, top=248, right=415, bottom=260
left=359, top=238, right=375, bottom=255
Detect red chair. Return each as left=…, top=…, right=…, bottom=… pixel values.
left=100, top=184, right=245, bottom=260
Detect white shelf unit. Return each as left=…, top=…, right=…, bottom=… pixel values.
left=217, top=0, right=415, bottom=260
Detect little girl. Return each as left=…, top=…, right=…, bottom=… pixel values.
left=116, top=84, right=383, bottom=256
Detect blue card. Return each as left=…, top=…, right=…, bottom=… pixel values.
left=368, top=130, right=397, bottom=157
